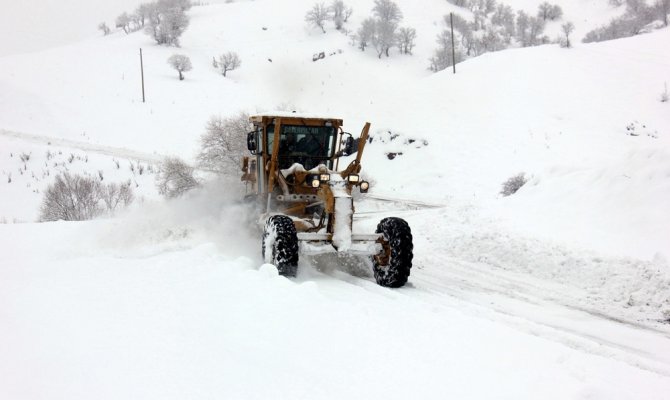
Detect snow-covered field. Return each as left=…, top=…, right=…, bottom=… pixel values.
left=1, top=0, right=670, bottom=398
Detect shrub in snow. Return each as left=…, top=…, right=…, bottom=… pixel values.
left=500, top=173, right=528, bottom=197
left=167, top=54, right=192, bottom=80
left=661, top=82, right=669, bottom=103
left=156, top=157, right=200, bottom=199
left=40, top=173, right=103, bottom=221
left=98, top=22, right=111, bottom=35
left=305, top=2, right=330, bottom=33
left=197, top=112, right=251, bottom=176
left=217, top=52, right=241, bottom=77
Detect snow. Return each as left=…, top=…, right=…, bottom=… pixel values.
left=1, top=0, right=670, bottom=398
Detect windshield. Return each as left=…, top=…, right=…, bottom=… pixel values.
left=267, top=124, right=336, bottom=169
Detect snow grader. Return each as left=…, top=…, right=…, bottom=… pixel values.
left=241, top=113, right=413, bottom=287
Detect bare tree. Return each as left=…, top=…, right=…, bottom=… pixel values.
left=550, top=5, right=563, bottom=20
left=98, top=22, right=111, bottom=35
left=134, top=3, right=152, bottom=28
left=446, top=0, right=470, bottom=7
left=527, top=16, right=546, bottom=46
left=218, top=52, right=241, bottom=77
left=561, top=22, right=575, bottom=47
left=372, top=19, right=398, bottom=57
left=491, top=4, right=515, bottom=42
left=197, top=112, right=251, bottom=175
left=396, top=27, right=416, bottom=54
left=39, top=173, right=103, bottom=221
left=369, top=0, right=404, bottom=58
left=167, top=54, right=192, bottom=80
left=100, top=182, right=134, bottom=213
left=145, top=0, right=190, bottom=46
left=356, top=18, right=376, bottom=50
left=656, top=0, right=670, bottom=26
left=429, top=30, right=462, bottom=72
left=330, top=0, right=353, bottom=30
left=372, top=0, right=403, bottom=24
left=156, top=157, right=200, bottom=199
left=116, top=12, right=132, bottom=34
left=305, top=2, right=330, bottom=33
left=538, top=2, right=553, bottom=20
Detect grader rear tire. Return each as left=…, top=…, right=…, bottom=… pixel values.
left=262, top=215, right=299, bottom=277
left=372, top=217, right=413, bottom=288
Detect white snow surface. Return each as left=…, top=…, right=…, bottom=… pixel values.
left=1, top=0, right=670, bottom=398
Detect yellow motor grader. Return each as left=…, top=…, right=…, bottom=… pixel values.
left=241, top=113, right=413, bottom=287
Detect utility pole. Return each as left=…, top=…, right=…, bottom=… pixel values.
left=140, top=48, right=146, bottom=103
left=450, top=13, right=456, bottom=74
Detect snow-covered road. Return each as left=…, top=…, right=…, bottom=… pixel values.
left=2, top=196, right=670, bottom=399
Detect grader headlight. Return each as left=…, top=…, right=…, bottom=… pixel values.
left=347, top=174, right=360, bottom=183
left=319, top=174, right=331, bottom=182
left=360, top=181, right=370, bottom=193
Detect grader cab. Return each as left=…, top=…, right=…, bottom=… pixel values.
left=242, top=114, right=413, bottom=288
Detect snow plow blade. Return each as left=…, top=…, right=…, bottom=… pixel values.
left=297, top=233, right=382, bottom=256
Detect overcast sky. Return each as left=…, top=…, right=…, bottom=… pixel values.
left=0, top=0, right=147, bottom=56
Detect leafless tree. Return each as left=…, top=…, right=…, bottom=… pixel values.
left=561, top=22, right=575, bottom=48
left=218, top=52, right=241, bottom=77
left=656, top=0, right=669, bottom=26
left=305, top=2, right=330, bottom=33
left=145, top=0, right=190, bottom=46
left=167, top=54, right=192, bottom=80
left=429, top=30, right=462, bottom=72
left=134, top=4, right=152, bottom=28
left=116, top=12, right=132, bottom=33
left=491, top=4, right=515, bottom=41
left=372, top=0, right=403, bottom=24
left=330, top=0, right=353, bottom=30
left=100, top=181, right=135, bottom=213
left=372, top=19, right=398, bottom=57
left=446, top=0, right=470, bottom=7
left=356, top=18, right=376, bottom=50
left=197, top=112, right=251, bottom=175
left=156, top=157, right=200, bottom=199
left=98, top=22, right=111, bottom=35
left=396, top=27, right=416, bottom=54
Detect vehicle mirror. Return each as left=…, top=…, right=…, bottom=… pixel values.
left=247, top=131, right=257, bottom=153
left=342, top=135, right=359, bottom=156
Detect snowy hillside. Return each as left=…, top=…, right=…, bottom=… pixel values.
left=1, top=0, right=670, bottom=398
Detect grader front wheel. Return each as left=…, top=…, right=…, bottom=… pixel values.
left=262, top=215, right=299, bottom=277
left=372, top=217, right=413, bottom=288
